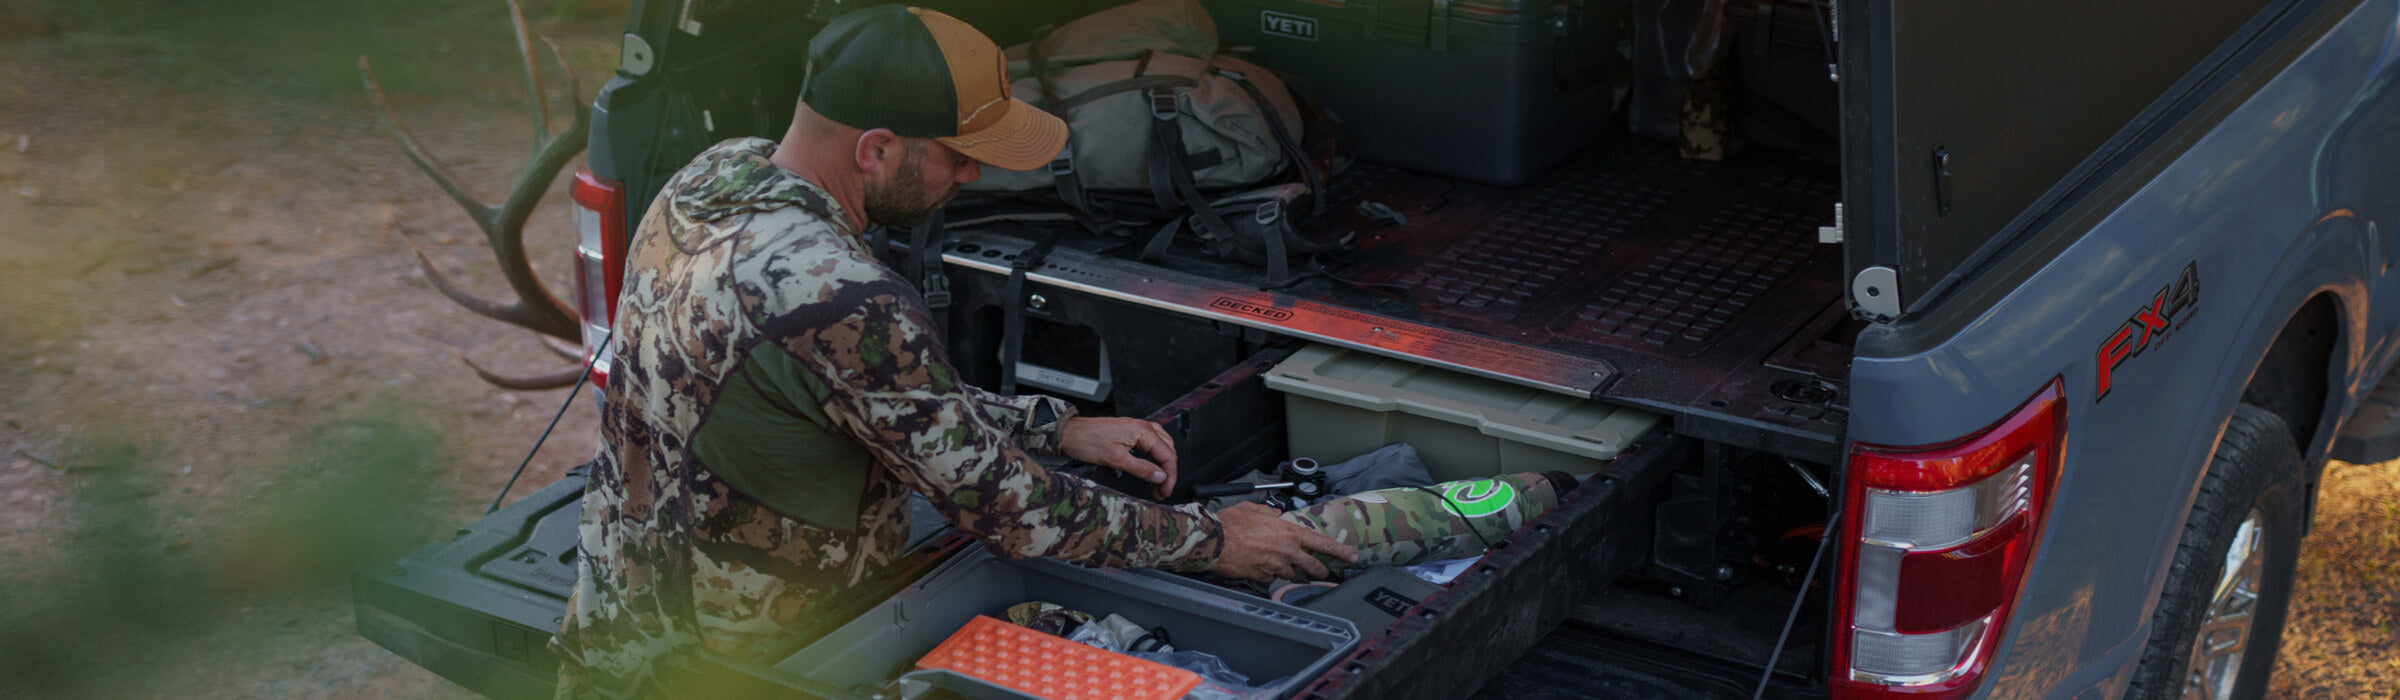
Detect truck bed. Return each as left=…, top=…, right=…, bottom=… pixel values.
left=936, top=137, right=1854, bottom=462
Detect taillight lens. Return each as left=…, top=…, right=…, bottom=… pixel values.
left=569, top=167, right=626, bottom=386
left=1834, top=380, right=2064, bottom=698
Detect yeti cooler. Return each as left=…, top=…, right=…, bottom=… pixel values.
left=1200, top=0, right=1627, bottom=186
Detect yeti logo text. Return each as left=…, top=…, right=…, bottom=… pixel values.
left=1365, top=587, right=1420, bottom=618
left=1262, top=11, right=1318, bottom=41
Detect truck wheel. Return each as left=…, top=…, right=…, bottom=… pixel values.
left=2127, top=404, right=2309, bottom=700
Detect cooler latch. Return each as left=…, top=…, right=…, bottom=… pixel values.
left=1372, top=0, right=1452, bottom=51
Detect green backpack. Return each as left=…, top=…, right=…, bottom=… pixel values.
left=969, top=0, right=1305, bottom=189
left=958, top=0, right=1334, bottom=283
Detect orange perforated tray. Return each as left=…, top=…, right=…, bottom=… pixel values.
left=915, top=615, right=1202, bottom=700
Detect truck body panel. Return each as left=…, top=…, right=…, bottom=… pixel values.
left=1847, top=0, right=2400, bottom=693
left=1842, top=0, right=2282, bottom=316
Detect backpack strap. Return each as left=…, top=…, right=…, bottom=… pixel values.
left=1250, top=194, right=1292, bottom=284
left=1058, top=75, right=1198, bottom=111
left=907, top=210, right=952, bottom=335
left=1139, top=216, right=1181, bottom=261
left=1143, top=86, right=1240, bottom=266
left=1047, top=142, right=1098, bottom=221
left=867, top=224, right=893, bottom=268
left=1027, top=26, right=1066, bottom=117
left=1042, top=66, right=1198, bottom=228
left=1139, top=196, right=1293, bottom=286
left=1143, top=89, right=1185, bottom=216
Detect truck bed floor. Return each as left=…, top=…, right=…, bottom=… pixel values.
left=944, top=137, right=1855, bottom=460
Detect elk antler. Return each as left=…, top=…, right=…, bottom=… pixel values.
left=361, top=0, right=588, bottom=389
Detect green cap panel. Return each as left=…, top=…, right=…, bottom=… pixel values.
left=802, top=4, right=961, bottom=138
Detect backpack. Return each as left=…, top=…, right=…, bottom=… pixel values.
left=968, top=0, right=1307, bottom=193
left=956, top=0, right=1338, bottom=284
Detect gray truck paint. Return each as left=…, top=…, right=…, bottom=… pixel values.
left=1847, top=0, right=2400, bottom=694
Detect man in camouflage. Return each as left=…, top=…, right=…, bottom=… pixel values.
left=549, top=6, right=1351, bottom=696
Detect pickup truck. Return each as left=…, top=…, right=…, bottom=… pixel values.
left=349, top=0, right=2400, bottom=697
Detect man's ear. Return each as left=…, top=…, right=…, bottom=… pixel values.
left=854, top=128, right=901, bottom=176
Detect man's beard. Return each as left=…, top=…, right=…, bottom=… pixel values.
left=862, top=152, right=961, bottom=228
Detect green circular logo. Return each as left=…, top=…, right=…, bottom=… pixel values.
left=1441, top=479, right=1517, bottom=518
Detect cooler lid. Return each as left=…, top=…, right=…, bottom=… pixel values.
left=1266, top=0, right=1592, bottom=51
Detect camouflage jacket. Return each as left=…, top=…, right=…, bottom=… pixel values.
left=551, top=138, right=1223, bottom=696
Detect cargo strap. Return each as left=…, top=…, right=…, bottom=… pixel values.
left=998, top=229, right=1067, bottom=395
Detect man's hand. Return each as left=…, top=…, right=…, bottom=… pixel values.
left=1206, top=502, right=1357, bottom=582
left=1059, top=417, right=1178, bottom=498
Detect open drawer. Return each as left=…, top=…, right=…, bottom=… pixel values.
left=766, top=343, right=1689, bottom=699
left=354, top=342, right=1690, bottom=700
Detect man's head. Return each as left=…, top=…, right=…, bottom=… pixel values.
left=783, top=5, right=1065, bottom=228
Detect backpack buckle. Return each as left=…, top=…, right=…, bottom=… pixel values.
left=1148, top=90, right=1179, bottom=121
left=1047, top=144, right=1076, bottom=176
left=921, top=274, right=952, bottom=309
left=1254, top=198, right=1283, bottom=225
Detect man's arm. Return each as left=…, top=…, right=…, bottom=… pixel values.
left=962, top=384, right=1179, bottom=497
left=959, top=384, right=1079, bottom=454
left=773, top=278, right=1221, bottom=570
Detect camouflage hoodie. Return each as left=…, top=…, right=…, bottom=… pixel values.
left=551, top=138, right=1223, bottom=695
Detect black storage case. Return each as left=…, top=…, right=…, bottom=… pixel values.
left=1199, top=0, right=1627, bottom=186
left=773, top=547, right=1361, bottom=698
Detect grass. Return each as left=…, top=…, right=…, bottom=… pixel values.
left=35, top=0, right=615, bottom=102
left=0, top=411, right=449, bottom=696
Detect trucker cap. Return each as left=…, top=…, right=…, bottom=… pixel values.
left=801, top=5, right=1066, bottom=171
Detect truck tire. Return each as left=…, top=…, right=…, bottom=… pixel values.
left=2126, top=404, right=2309, bottom=700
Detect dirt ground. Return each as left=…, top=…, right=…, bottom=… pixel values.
left=0, top=1, right=610, bottom=696
left=0, top=1, right=2391, bottom=698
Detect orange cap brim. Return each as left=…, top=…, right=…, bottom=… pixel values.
left=934, top=97, right=1067, bottom=172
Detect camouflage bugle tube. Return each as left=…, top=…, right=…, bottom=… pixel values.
left=1277, top=471, right=1579, bottom=570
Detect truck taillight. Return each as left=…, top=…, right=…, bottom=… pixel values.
left=1833, top=380, right=2063, bottom=698
left=569, top=167, right=626, bottom=386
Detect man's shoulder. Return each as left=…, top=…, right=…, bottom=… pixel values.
left=726, top=215, right=914, bottom=328
left=662, top=137, right=851, bottom=234
left=665, top=137, right=776, bottom=199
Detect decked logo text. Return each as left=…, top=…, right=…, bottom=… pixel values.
left=1212, top=297, right=1294, bottom=322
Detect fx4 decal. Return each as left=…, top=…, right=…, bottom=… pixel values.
left=2096, top=262, right=2201, bottom=401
